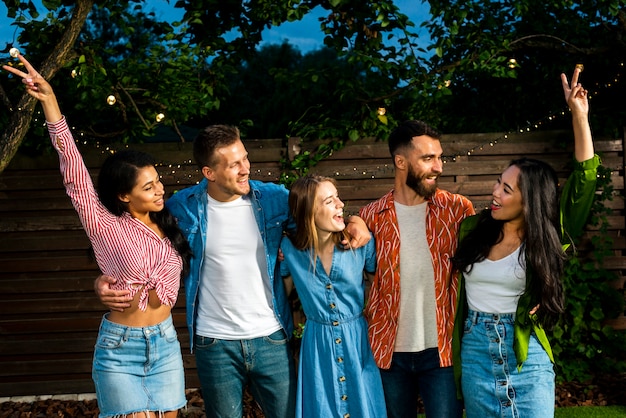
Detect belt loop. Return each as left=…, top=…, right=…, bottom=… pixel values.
left=470, top=309, right=478, bottom=325
left=123, top=325, right=130, bottom=342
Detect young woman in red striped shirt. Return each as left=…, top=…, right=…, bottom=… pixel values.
left=4, top=54, right=192, bottom=418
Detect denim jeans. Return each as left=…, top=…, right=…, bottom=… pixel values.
left=380, top=348, right=464, bottom=418
left=461, top=310, right=555, bottom=418
left=194, top=329, right=296, bottom=418
left=92, top=314, right=186, bottom=417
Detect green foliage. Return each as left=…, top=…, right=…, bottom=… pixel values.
left=2, top=1, right=223, bottom=152
left=2, top=0, right=626, bottom=164
left=279, top=137, right=347, bottom=187
left=552, top=165, right=626, bottom=382
left=293, top=322, right=305, bottom=339
left=423, top=0, right=626, bottom=135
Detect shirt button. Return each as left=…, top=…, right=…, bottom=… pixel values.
left=330, top=303, right=336, bottom=309
left=326, top=283, right=333, bottom=289
left=337, top=357, right=344, bottom=363
left=339, top=376, right=346, bottom=382
left=343, top=414, right=350, bottom=418
left=341, top=395, right=348, bottom=401
left=333, top=321, right=340, bottom=326
left=335, top=338, right=342, bottom=344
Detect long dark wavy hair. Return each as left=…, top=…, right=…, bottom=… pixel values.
left=97, top=149, right=192, bottom=279
left=452, top=157, right=566, bottom=328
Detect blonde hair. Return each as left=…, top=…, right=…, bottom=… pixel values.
left=287, top=174, right=349, bottom=263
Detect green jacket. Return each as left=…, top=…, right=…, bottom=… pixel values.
left=452, top=155, right=601, bottom=397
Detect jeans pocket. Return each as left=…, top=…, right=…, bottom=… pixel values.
left=162, top=322, right=179, bottom=343
left=195, top=335, right=219, bottom=349
left=95, top=330, right=125, bottom=349
left=264, top=329, right=288, bottom=345
left=463, top=317, right=474, bottom=334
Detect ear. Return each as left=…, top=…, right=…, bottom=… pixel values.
left=394, top=153, right=406, bottom=170
left=202, top=166, right=215, bottom=181
left=118, top=193, right=130, bottom=203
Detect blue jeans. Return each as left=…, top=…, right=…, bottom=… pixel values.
left=380, top=348, right=463, bottom=418
left=194, top=329, right=297, bottom=418
left=461, top=310, right=555, bottom=418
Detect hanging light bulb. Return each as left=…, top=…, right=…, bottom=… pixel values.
left=10, top=47, right=20, bottom=58
left=106, top=95, right=116, bottom=105
left=156, top=113, right=165, bottom=122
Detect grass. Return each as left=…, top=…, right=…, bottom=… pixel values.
left=556, top=405, right=626, bottom=417
left=416, top=406, right=626, bottom=417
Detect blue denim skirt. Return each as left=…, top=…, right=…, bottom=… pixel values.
left=461, top=309, right=555, bottom=418
left=92, top=314, right=186, bottom=417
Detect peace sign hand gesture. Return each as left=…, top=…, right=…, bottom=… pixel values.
left=3, top=53, right=62, bottom=123
left=561, top=66, right=589, bottom=118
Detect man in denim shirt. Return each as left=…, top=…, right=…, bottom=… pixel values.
left=97, top=124, right=369, bottom=418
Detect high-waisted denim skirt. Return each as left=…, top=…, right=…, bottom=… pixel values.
left=461, top=309, right=555, bottom=418
left=92, top=313, right=186, bottom=417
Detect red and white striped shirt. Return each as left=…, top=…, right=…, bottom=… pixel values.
left=48, top=117, right=182, bottom=311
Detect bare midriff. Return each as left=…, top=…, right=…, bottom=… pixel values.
left=107, top=286, right=173, bottom=327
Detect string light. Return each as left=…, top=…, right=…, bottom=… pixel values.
left=60, top=61, right=624, bottom=179
left=440, top=61, right=624, bottom=170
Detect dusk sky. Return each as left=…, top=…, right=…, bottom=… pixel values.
left=1, top=1, right=431, bottom=56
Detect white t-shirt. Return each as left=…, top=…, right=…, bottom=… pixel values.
left=393, top=201, right=439, bottom=352
left=195, top=194, right=282, bottom=339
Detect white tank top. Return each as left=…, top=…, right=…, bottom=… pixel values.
left=464, top=245, right=526, bottom=313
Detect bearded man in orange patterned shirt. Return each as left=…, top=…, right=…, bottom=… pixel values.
left=360, top=120, right=474, bottom=418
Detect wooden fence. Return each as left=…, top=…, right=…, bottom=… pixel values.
left=0, top=129, right=624, bottom=397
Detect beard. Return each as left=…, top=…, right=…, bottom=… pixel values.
left=406, top=163, right=438, bottom=199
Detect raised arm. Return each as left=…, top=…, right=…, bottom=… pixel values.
left=3, top=54, right=62, bottom=123
left=561, top=66, right=593, bottom=162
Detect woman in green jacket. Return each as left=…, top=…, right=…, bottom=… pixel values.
left=451, top=66, right=599, bottom=418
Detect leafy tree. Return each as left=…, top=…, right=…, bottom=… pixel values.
left=0, top=0, right=223, bottom=171
left=1, top=0, right=626, bottom=169
left=423, top=0, right=626, bottom=136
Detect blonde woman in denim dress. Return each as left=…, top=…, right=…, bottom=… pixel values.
left=280, top=174, right=387, bottom=418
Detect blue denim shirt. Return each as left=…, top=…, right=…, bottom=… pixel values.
left=166, top=179, right=295, bottom=351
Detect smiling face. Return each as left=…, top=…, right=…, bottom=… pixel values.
left=313, top=180, right=345, bottom=235
left=204, top=139, right=251, bottom=202
left=490, top=164, right=524, bottom=224
left=119, top=165, right=165, bottom=217
left=402, top=135, right=443, bottom=199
